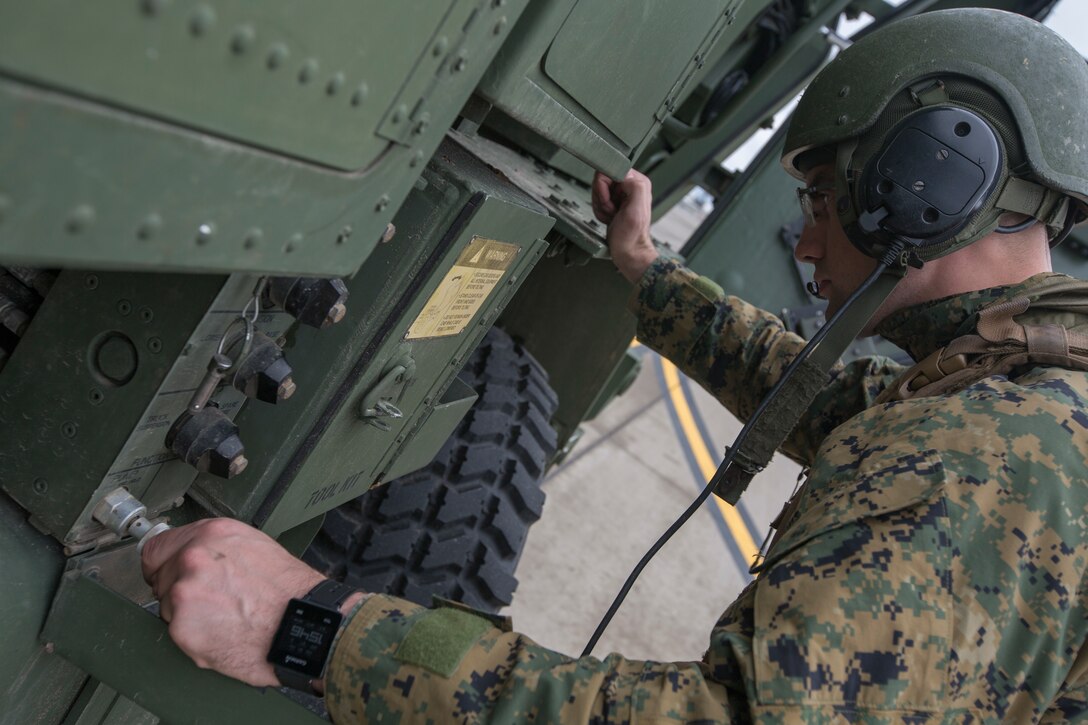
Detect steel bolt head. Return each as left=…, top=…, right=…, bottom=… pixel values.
left=267, top=44, right=289, bottom=70
left=93, top=487, right=147, bottom=535
left=230, top=333, right=296, bottom=403
left=228, top=455, right=248, bottom=478
left=251, top=359, right=294, bottom=403
left=380, top=223, right=396, bottom=244
left=326, top=302, right=347, bottom=326
left=351, top=83, right=369, bottom=107
left=189, top=5, right=216, bottom=36
left=137, top=213, right=162, bottom=241
left=140, top=0, right=168, bottom=17
left=196, top=223, right=214, bottom=245
left=231, top=25, right=256, bottom=54
left=327, top=72, right=345, bottom=96
left=265, top=277, right=348, bottom=328
left=66, top=205, right=96, bottom=234
left=206, top=427, right=246, bottom=479
left=299, top=59, right=319, bottom=84
left=207, top=433, right=247, bottom=479
left=243, top=227, right=263, bottom=250
left=278, top=378, right=297, bottom=400
left=167, top=407, right=247, bottom=479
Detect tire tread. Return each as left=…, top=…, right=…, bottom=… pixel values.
left=303, top=328, right=558, bottom=612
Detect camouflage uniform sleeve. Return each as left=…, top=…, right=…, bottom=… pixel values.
left=627, top=257, right=903, bottom=464
left=324, top=594, right=742, bottom=724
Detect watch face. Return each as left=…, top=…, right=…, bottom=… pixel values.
left=267, top=598, right=343, bottom=678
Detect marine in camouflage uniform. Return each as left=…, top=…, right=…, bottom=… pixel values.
left=323, top=259, right=1088, bottom=723
left=319, top=8, right=1088, bottom=723
left=136, top=8, right=1088, bottom=723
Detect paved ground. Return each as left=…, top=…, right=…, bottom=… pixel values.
left=507, top=345, right=801, bottom=662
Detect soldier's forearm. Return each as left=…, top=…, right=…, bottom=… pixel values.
left=324, top=594, right=737, bottom=723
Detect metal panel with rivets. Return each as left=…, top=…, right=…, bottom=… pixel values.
left=0, top=270, right=227, bottom=544
left=0, top=0, right=528, bottom=275
left=474, top=0, right=741, bottom=179
left=0, top=138, right=552, bottom=551
left=0, top=137, right=552, bottom=721
left=191, top=139, right=554, bottom=539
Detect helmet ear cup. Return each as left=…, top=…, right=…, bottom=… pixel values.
left=844, top=106, right=1003, bottom=257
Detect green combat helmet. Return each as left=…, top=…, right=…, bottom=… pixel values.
left=713, top=9, right=1088, bottom=507
left=781, top=8, right=1088, bottom=263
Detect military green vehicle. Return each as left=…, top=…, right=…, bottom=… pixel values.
left=1, top=1, right=1083, bottom=722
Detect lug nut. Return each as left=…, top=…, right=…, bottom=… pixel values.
left=166, top=407, right=247, bottom=479
left=229, top=331, right=296, bottom=404
left=263, top=276, right=349, bottom=329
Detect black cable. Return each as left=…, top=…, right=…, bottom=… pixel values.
left=1051, top=205, right=1084, bottom=248
left=580, top=251, right=902, bottom=657
left=996, top=218, right=1037, bottom=234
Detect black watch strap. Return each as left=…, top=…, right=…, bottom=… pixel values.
left=271, top=579, right=358, bottom=693
left=274, top=665, right=318, bottom=694
left=301, top=579, right=357, bottom=610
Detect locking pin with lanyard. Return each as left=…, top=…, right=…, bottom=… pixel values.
left=164, top=279, right=268, bottom=479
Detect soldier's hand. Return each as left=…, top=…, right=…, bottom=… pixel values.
left=591, top=169, right=658, bottom=283
left=141, top=517, right=326, bottom=688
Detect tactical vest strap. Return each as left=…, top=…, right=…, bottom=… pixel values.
left=877, top=285, right=1088, bottom=403
left=996, top=178, right=1069, bottom=233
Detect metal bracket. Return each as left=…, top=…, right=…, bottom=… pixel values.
left=359, top=348, right=417, bottom=430
left=41, top=546, right=324, bottom=723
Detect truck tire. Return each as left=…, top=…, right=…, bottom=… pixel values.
left=303, top=327, right=559, bottom=612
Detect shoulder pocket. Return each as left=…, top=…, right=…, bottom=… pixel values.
left=760, top=450, right=947, bottom=571
left=753, top=450, right=953, bottom=714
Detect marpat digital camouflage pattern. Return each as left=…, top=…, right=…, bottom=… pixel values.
left=324, top=258, right=1088, bottom=723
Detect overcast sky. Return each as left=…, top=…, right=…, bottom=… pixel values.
left=1044, top=2, right=1088, bottom=55
left=719, top=1, right=1088, bottom=173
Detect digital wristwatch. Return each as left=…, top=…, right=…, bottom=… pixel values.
left=267, top=579, right=357, bottom=693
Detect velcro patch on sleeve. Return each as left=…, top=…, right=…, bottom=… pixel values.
left=394, top=607, right=492, bottom=677
left=691, top=275, right=725, bottom=300
left=432, top=596, right=513, bottom=632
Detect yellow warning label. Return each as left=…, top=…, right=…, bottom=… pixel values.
left=406, top=236, right=520, bottom=340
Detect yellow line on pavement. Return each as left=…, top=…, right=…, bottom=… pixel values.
left=661, top=360, right=759, bottom=564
